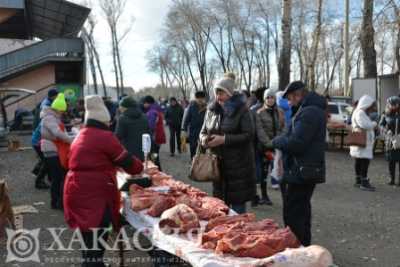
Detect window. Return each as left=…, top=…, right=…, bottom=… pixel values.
left=328, top=104, right=339, bottom=114
left=340, top=105, right=350, bottom=116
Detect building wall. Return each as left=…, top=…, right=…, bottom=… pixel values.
left=0, top=64, right=56, bottom=120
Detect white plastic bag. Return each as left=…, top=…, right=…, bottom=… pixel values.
left=271, top=149, right=283, bottom=182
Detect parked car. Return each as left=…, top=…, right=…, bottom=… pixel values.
left=328, top=102, right=351, bottom=124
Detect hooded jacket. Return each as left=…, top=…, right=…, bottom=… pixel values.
left=40, top=108, right=73, bottom=157
left=350, top=95, right=377, bottom=159
left=272, top=92, right=327, bottom=184
left=115, top=105, right=150, bottom=161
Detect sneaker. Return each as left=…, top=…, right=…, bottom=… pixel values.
left=271, top=184, right=280, bottom=190
left=360, top=179, right=375, bottom=192
left=259, top=197, right=273, bottom=206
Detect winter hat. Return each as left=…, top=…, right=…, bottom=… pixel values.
left=48, top=88, right=59, bottom=98
left=282, top=81, right=306, bottom=98
left=120, top=96, right=137, bottom=109
left=263, top=89, right=276, bottom=100
left=51, top=93, right=67, bottom=112
left=143, top=95, right=156, bottom=104
left=84, top=95, right=111, bottom=123
left=214, top=72, right=237, bottom=96
left=356, top=95, right=375, bottom=111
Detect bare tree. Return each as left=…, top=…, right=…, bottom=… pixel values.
left=360, top=0, right=378, bottom=78
left=278, top=0, right=292, bottom=91
left=100, top=0, right=134, bottom=98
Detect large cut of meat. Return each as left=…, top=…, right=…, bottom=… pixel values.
left=215, top=227, right=300, bottom=258
left=159, top=204, right=200, bottom=234
left=147, top=196, right=176, bottom=217
left=197, top=197, right=229, bottom=220
left=205, top=213, right=256, bottom=232
left=129, top=184, right=161, bottom=211
left=202, top=219, right=278, bottom=250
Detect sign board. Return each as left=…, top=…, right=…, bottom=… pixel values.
left=57, top=84, right=81, bottom=104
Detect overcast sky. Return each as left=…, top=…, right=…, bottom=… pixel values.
left=73, top=0, right=172, bottom=91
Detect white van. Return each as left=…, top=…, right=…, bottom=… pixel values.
left=328, top=102, right=351, bottom=124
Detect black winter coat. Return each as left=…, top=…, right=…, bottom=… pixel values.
left=182, top=101, right=207, bottom=143
left=200, top=94, right=256, bottom=205
left=165, top=104, right=184, bottom=128
left=115, top=107, right=150, bottom=161
left=272, top=92, right=327, bottom=184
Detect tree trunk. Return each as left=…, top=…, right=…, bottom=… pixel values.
left=360, top=0, right=377, bottom=78
left=111, top=24, right=120, bottom=98
left=278, top=0, right=292, bottom=91
left=307, top=0, right=323, bottom=90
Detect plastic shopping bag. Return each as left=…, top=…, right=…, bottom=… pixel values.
left=271, top=149, right=283, bottom=182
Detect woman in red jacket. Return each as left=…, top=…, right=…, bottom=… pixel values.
left=64, top=95, right=143, bottom=267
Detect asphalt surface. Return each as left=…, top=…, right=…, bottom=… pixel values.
left=1, top=133, right=400, bottom=267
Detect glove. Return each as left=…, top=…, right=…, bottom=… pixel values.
left=265, top=151, right=274, bottom=161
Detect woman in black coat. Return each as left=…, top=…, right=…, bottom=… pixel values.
left=115, top=96, right=150, bottom=161
left=200, top=73, right=256, bottom=214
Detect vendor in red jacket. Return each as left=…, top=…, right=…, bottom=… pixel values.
left=64, top=95, right=143, bottom=266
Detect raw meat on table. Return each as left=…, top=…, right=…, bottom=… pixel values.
left=205, top=213, right=256, bottom=232
left=147, top=196, right=176, bottom=217
left=159, top=204, right=200, bottom=234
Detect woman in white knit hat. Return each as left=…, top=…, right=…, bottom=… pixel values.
left=64, top=95, right=144, bottom=266
left=254, top=89, right=285, bottom=205
left=199, top=73, right=256, bottom=214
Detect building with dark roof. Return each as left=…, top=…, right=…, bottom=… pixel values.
left=0, top=0, right=90, bottom=120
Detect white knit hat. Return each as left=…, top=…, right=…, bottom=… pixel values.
left=263, top=89, right=276, bottom=100
left=84, top=95, right=111, bottom=124
left=213, top=72, right=236, bottom=96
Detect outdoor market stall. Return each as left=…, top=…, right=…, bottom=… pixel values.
left=118, top=167, right=335, bottom=267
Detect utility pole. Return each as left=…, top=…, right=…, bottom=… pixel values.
left=344, top=0, right=350, bottom=96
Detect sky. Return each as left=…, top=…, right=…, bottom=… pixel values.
left=72, top=0, right=172, bottom=91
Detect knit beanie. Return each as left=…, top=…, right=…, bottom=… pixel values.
left=263, top=89, right=276, bottom=100
left=51, top=93, right=67, bottom=112
left=120, top=96, right=137, bottom=109
left=214, top=72, right=237, bottom=96
left=84, top=95, right=111, bottom=123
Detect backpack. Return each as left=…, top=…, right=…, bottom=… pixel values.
left=155, top=112, right=166, bottom=145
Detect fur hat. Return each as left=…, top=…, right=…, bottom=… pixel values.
left=214, top=72, right=237, bottom=96
left=84, top=95, right=111, bottom=124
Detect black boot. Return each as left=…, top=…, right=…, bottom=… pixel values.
left=388, top=178, right=395, bottom=186
left=354, top=176, right=361, bottom=187
left=360, top=178, right=375, bottom=191
left=259, top=181, right=273, bottom=206
left=35, top=180, right=50, bottom=190
left=251, top=195, right=260, bottom=207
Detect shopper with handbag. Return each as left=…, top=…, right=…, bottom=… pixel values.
left=349, top=95, right=377, bottom=191
left=271, top=81, right=327, bottom=246
left=199, top=72, right=256, bottom=214
left=380, top=96, right=400, bottom=186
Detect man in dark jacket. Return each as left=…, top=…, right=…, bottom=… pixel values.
left=115, top=96, right=150, bottom=161
left=165, top=97, right=184, bottom=156
left=271, top=81, right=326, bottom=246
left=182, top=91, right=207, bottom=159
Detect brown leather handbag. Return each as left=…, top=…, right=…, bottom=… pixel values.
left=345, top=128, right=367, bottom=148
left=189, top=146, right=221, bottom=182
left=189, top=114, right=221, bottom=182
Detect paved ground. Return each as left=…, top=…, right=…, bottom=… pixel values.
left=1, top=133, right=400, bottom=267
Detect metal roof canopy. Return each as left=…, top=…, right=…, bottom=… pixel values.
left=26, top=0, right=90, bottom=39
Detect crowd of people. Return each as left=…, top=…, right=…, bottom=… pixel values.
left=27, top=71, right=400, bottom=266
